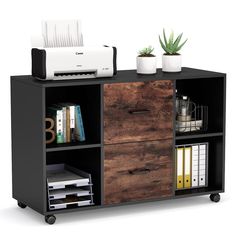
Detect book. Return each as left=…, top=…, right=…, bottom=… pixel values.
left=66, top=106, right=71, bottom=142
left=62, top=107, right=67, bottom=143
left=57, top=103, right=76, bottom=142
left=75, top=105, right=85, bottom=141
left=47, top=106, right=64, bottom=143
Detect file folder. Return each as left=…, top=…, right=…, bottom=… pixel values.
left=199, top=144, right=206, bottom=186
left=184, top=147, right=191, bottom=188
left=176, top=148, right=184, bottom=189
left=191, top=145, right=199, bottom=187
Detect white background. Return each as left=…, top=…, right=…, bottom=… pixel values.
left=0, top=0, right=235, bottom=234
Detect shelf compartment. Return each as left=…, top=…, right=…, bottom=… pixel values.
left=46, top=147, right=102, bottom=207
left=176, top=136, right=224, bottom=196
left=45, top=84, right=101, bottom=147
left=176, top=77, right=224, bottom=134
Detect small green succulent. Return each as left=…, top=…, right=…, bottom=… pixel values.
left=138, top=46, right=155, bottom=57
left=159, top=29, right=187, bottom=55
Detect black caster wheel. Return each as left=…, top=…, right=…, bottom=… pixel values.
left=210, top=193, right=221, bottom=202
left=45, top=215, right=56, bottom=225
left=17, top=201, right=27, bottom=209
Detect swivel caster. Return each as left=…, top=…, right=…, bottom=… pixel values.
left=45, top=215, right=56, bottom=225
left=17, top=201, right=27, bottom=209
left=210, top=193, right=221, bottom=203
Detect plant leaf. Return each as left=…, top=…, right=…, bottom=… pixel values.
left=176, top=38, right=188, bottom=52
left=172, top=33, right=183, bottom=53
left=163, top=29, right=168, bottom=47
left=168, top=30, right=174, bottom=50
left=159, top=36, right=171, bottom=54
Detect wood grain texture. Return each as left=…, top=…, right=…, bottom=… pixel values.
left=104, top=80, right=173, bottom=144
left=104, top=140, right=173, bottom=205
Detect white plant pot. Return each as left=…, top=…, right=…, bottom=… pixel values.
left=162, top=54, right=182, bottom=72
left=136, top=56, right=157, bottom=74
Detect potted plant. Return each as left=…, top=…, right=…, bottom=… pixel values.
left=159, top=29, right=187, bottom=72
left=136, top=46, right=156, bottom=74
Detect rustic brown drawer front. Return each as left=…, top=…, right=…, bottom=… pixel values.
left=104, top=140, right=173, bottom=205
left=104, top=80, right=173, bottom=144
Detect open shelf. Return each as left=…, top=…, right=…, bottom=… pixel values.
left=45, top=84, right=101, bottom=147
left=175, top=136, right=224, bottom=197
left=176, top=77, right=224, bottom=134
left=46, top=147, right=102, bottom=210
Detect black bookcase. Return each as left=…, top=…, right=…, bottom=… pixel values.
left=11, top=68, right=226, bottom=224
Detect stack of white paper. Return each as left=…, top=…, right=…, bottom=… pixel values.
left=42, top=20, right=83, bottom=48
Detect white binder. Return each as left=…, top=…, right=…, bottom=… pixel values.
left=191, top=145, right=199, bottom=187
left=199, top=144, right=206, bottom=186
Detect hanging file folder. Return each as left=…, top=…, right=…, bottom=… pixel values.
left=184, top=147, right=191, bottom=188
left=176, top=148, right=184, bottom=189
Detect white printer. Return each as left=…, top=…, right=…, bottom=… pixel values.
left=32, top=46, right=117, bottom=80
left=31, top=20, right=117, bottom=80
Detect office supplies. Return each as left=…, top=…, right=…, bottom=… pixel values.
left=176, top=148, right=184, bottom=189
left=199, top=144, right=207, bottom=186
left=31, top=20, right=117, bottom=80
left=75, top=105, right=85, bottom=141
left=175, top=93, right=208, bottom=133
left=47, top=164, right=94, bottom=210
left=184, top=147, right=191, bottom=188
left=176, top=120, right=203, bottom=132
left=176, top=142, right=208, bottom=189
left=32, top=46, right=117, bottom=80
left=41, top=20, right=83, bottom=48
left=49, top=186, right=92, bottom=200
left=191, top=145, right=199, bottom=187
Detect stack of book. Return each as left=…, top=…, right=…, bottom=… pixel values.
left=47, top=103, right=85, bottom=144
left=47, top=164, right=94, bottom=210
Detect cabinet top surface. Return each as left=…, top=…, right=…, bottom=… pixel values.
left=11, top=67, right=226, bottom=88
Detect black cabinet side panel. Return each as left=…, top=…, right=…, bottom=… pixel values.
left=11, top=79, right=45, bottom=214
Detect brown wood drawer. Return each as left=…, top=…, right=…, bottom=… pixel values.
left=104, top=140, right=173, bottom=205
left=104, top=80, right=174, bottom=144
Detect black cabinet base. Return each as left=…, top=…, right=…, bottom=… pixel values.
left=210, top=193, right=221, bottom=202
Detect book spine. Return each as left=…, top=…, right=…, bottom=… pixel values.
left=70, top=105, right=75, bottom=142
left=62, top=107, right=67, bottom=143
left=76, top=105, right=85, bottom=141
left=56, top=110, right=63, bottom=143
left=66, top=107, right=71, bottom=142
left=74, top=107, right=80, bottom=141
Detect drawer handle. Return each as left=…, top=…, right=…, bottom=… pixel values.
left=128, top=109, right=150, bottom=115
left=128, top=168, right=151, bottom=175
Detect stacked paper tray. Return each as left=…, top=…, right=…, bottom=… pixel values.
left=47, top=164, right=94, bottom=210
